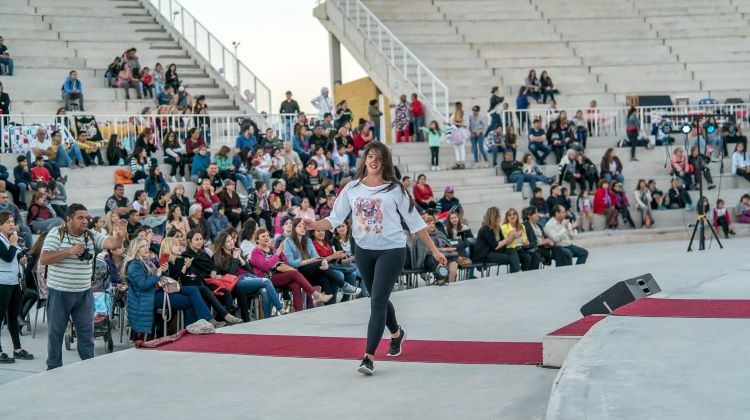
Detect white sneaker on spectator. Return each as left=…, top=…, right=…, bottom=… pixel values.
left=170, top=176, right=177, bottom=182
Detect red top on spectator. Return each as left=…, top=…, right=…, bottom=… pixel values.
left=410, top=99, right=424, bottom=118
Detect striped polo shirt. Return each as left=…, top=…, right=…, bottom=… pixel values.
left=42, top=225, right=106, bottom=292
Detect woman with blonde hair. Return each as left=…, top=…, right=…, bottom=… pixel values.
left=123, top=237, right=224, bottom=340
left=473, top=206, right=522, bottom=273
left=501, top=208, right=541, bottom=271
left=104, top=211, right=121, bottom=235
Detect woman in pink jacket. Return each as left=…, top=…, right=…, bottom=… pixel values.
left=250, top=228, right=332, bottom=312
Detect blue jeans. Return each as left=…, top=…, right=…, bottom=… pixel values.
left=507, top=172, right=537, bottom=193
left=576, top=128, right=588, bottom=149
left=491, top=145, right=505, bottom=166
left=0, top=57, right=14, bottom=75
left=46, top=288, right=94, bottom=370
left=254, top=171, right=271, bottom=189
left=55, top=143, right=85, bottom=167
left=413, top=116, right=425, bottom=142
left=471, top=134, right=488, bottom=163
left=234, top=172, right=253, bottom=192
left=155, top=286, right=212, bottom=328
left=529, top=142, right=551, bottom=163
left=153, top=81, right=165, bottom=97
left=236, top=276, right=283, bottom=317
left=602, top=172, right=625, bottom=184
left=560, top=245, right=588, bottom=265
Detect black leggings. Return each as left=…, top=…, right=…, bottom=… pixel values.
left=355, top=246, right=406, bottom=356
left=0, top=284, right=23, bottom=353
left=164, top=155, right=186, bottom=177
left=430, top=146, right=439, bottom=166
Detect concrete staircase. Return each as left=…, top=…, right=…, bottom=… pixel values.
left=321, top=0, right=750, bottom=111
left=0, top=0, right=249, bottom=115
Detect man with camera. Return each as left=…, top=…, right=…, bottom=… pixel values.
left=40, top=203, right=127, bottom=370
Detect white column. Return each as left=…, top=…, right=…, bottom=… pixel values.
left=329, top=32, right=343, bottom=88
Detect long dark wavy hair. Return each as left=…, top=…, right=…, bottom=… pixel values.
left=290, top=218, right=311, bottom=259
left=352, top=141, right=415, bottom=212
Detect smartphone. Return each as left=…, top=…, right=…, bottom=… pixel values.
left=159, top=254, right=170, bottom=266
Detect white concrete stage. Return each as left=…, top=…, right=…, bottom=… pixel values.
left=2, top=238, right=750, bottom=420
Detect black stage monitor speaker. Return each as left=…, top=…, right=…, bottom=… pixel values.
left=580, top=273, right=662, bottom=316
left=637, top=95, right=673, bottom=107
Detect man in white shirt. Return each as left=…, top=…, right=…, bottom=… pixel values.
left=29, top=128, right=64, bottom=181
left=544, top=205, right=588, bottom=265
left=310, top=87, right=333, bottom=118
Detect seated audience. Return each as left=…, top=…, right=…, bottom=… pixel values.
left=124, top=237, right=224, bottom=341
left=473, top=206, right=522, bottom=273
left=665, top=177, right=693, bottom=210
left=412, top=214, right=459, bottom=285
left=731, top=143, right=750, bottom=182
left=212, top=231, right=284, bottom=320
left=61, top=70, right=84, bottom=111
left=735, top=194, right=750, bottom=224
left=712, top=199, right=735, bottom=238
left=522, top=206, right=570, bottom=266
left=593, top=179, right=618, bottom=230
left=544, top=205, right=588, bottom=265
left=251, top=228, right=332, bottom=311
left=501, top=208, right=541, bottom=271
left=26, top=192, right=62, bottom=234
left=501, top=150, right=537, bottom=194
left=106, top=134, right=129, bottom=166
left=600, top=148, right=624, bottom=183
left=669, top=147, right=692, bottom=189
left=527, top=118, right=551, bottom=164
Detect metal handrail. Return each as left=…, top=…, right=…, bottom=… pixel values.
left=320, top=0, right=450, bottom=120
left=144, top=0, right=273, bottom=114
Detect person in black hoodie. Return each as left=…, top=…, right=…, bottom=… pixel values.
left=473, top=206, right=522, bottom=273
left=160, top=236, right=241, bottom=324
left=181, top=229, right=234, bottom=314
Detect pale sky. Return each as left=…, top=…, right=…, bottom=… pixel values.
left=179, top=0, right=366, bottom=114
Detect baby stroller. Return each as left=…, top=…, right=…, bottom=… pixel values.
left=64, top=257, right=115, bottom=353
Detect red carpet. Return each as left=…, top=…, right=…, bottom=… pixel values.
left=149, top=333, right=542, bottom=365
left=548, top=315, right=606, bottom=336
left=613, top=298, right=750, bottom=318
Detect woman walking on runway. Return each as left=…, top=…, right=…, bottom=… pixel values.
left=305, top=141, right=447, bottom=375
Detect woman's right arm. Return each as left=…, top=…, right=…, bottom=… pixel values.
left=250, top=248, right=278, bottom=272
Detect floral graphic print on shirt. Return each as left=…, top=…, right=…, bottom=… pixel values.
left=354, top=197, right=383, bottom=234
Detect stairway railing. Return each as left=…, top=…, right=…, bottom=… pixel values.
left=319, top=0, right=450, bottom=120
left=144, top=0, right=272, bottom=114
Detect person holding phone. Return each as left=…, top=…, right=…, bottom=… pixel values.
left=304, top=141, right=446, bottom=376
left=0, top=211, right=33, bottom=363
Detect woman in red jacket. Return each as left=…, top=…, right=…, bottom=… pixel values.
left=194, top=179, right=219, bottom=213
left=592, top=179, right=618, bottom=230
left=412, top=174, right=436, bottom=209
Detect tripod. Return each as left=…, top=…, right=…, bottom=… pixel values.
left=683, top=122, right=723, bottom=252
left=687, top=214, right=723, bottom=251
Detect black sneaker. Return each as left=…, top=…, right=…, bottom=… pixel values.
left=0, top=353, right=15, bottom=364
left=358, top=357, right=374, bottom=375
left=13, top=349, right=33, bottom=360
left=387, top=328, right=406, bottom=357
